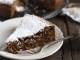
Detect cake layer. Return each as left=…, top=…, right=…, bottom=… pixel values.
left=6, top=26, right=55, bottom=54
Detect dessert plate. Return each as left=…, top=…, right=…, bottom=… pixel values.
left=62, top=3, right=80, bottom=23
left=0, top=17, right=63, bottom=60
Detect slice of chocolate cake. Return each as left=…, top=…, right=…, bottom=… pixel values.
left=5, top=14, right=55, bottom=54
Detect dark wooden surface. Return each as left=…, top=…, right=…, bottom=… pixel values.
left=42, top=0, right=80, bottom=60
left=0, top=0, right=80, bottom=60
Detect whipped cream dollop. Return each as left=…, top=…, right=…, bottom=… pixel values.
left=6, top=14, right=52, bottom=42
left=16, top=6, right=25, bottom=12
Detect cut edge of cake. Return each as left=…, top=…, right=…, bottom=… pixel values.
left=5, top=14, right=55, bottom=54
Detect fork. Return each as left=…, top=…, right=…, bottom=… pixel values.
left=34, top=34, right=80, bottom=53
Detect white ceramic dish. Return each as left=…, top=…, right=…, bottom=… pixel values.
left=62, top=3, right=80, bottom=23
left=0, top=17, right=63, bottom=60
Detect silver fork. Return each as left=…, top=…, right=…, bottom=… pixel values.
left=35, top=34, right=80, bottom=53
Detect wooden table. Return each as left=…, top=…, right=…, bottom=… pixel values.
left=0, top=0, right=80, bottom=60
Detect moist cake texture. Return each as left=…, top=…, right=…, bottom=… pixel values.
left=5, top=14, right=55, bottom=54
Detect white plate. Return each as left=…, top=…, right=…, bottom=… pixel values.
left=62, top=3, right=80, bottom=23
left=0, top=17, right=63, bottom=60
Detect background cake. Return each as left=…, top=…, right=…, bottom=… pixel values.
left=0, top=0, right=64, bottom=19
left=25, top=0, right=64, bottom=16
left=5, top=14, right=55, bottom=54
left=0, top=0, right=25, bottom=19
left=30, top=0, right=64, bottom=11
